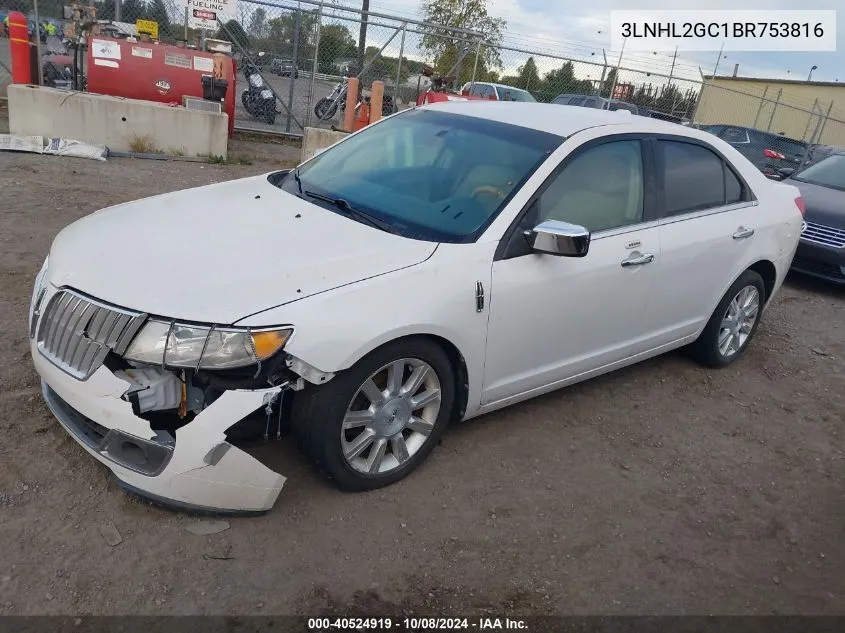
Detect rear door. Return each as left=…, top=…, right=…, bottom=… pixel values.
left=645, top=136, right=765, bottom=345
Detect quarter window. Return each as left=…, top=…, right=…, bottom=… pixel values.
left=722, top=128, right=750, bottom=144
left=658, top=140, right=746, bottom=215
left=536, top=140, right=644, bottom=233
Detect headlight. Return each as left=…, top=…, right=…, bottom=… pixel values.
left=124, top=320, right=292, bottom=370
left=29, top=255, right=49, bottom=338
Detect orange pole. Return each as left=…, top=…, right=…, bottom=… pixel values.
left=7, top=11, right=33, bottom=84
left=369, top=81, right=384, bottom=124
left=343, top=76, right=359, bottom=132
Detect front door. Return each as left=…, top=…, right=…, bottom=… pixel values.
left=482, top=137, right=660, bottom=406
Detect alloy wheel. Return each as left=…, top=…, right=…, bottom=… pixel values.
left=341, top=358, right=442, bottom=475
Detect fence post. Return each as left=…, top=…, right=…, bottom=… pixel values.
left=815, top=100, right=835, bottom=145
left=304, top=0, right=324, bottom=129
left=470, top=39, right=481, bottom=88
left=766, top=88, right=782, bottom=132
left=751, top=86, right=769, bottom=129
left=608, top=38, right=625, bottom=100
left=393, top=23, right=406, bottom=109
left=286, top=7, right=302, bottom=133
left=33, top=0, right=43, bottom=85
left=598, top=49, right=607, bottom=96
left=802, top=98, right=819, bottom=141
left=114, top=0, right=121, bottom=22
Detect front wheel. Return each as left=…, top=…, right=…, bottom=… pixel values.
left=292, top=338, right=455, bottom=491
left=687, top=269, right=765, bottom=368
left=314, top=97, right=337, bottom=120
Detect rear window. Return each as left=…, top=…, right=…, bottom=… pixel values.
left=765, top=135, right=807, bottom=157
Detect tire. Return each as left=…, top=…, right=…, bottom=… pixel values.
left=687, top=269, right=766, bottom=368
left=314, top=98, right=337, bottom=121
left=291, top=337, right=455, bottom=491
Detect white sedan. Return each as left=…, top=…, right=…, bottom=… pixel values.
left=29, top=102, right=804, bottom=513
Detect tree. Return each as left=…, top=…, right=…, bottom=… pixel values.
left=419, top=0, right=506, bottom=81
left=318, top=24, right=357, bottom=74
left=217, top=19, right=249, bottom=52
left=249, top=8, right=267, bottom=38
left=516, top=57, right=540, bottom=91
left=600, top=67, right=617, bottom=98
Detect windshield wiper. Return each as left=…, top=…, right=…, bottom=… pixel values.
left=292, top=168, right=303, bottom=195
left=303, top=190, right=398, bottom=234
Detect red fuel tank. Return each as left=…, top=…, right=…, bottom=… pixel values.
left=85, top=36, right=236, bottom=137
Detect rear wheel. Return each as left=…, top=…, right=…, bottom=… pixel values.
left=292, top=338, right=454, bottom=491
left=688, top=269, right=765, bottom=368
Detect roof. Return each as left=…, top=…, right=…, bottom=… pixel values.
left=703, top=75, right=845, bottom=89
left=422, top=101, right=683, bottom=137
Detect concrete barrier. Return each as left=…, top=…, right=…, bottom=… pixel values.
left=7, top=84, right=229, bottom=159
left=300, top=126, right=347, bottom=163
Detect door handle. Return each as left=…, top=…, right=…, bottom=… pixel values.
left=733, top=227, right=755, bottom=240
left=621, top=253, right=655, bottom=267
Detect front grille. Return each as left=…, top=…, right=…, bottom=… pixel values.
left=801, top=221, right=845, bottom=249
left=36, top=289, right=146, bottom=380
left=792, top=255, right=845, bottom=280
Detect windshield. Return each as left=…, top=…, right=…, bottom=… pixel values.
left=276, top=109, right=563, bottom=242
left=792, top=153, right=845, bottom=191
left=499, top=87, right=536, bottom=102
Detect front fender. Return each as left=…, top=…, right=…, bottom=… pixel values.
left=236, top=242, right=496, bottom=419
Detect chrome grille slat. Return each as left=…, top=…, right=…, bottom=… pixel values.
left=802, top=221, right=845, bottom=249
left=35, top=289, right=145, bottom=380
left=46, top=293, right=73, bottom=351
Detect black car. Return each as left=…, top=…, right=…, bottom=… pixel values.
left=781, top=152, right=845, bottom=285
left=270, top=58, right=299, bottom=78
left=700, top=124, right=811, bottom=179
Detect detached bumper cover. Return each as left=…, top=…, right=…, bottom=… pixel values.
left=32, top=338, right=287, bottom=514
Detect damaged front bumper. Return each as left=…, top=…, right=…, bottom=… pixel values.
left=32, top=337, right=288, bottom=514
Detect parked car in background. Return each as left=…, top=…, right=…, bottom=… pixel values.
left=459, top=81, right=536, bottom=102
left=270, top=58, right=299, bottom=78
left=778, top=152, right=845, bottom=285
left=30, top=103, right=802, bottom=513
left=807, top=143, right=845, bottom=164
left=700, top=125, right=812, bottom=180
left=552, top=93, right=641, bottom=114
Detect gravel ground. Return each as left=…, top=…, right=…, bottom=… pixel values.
left=0, top=130, right=844, bottom=618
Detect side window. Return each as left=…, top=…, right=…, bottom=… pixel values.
left=484, top=86, right=497, bottom=100
left=553, top=96, right=571, bottom=105
left=568, top=96, right=586, bottom=106
left=536, top=140, right=644, bottom=233
left=468, top=84, right=482, bottom=97
left=658, top=140, right=746, bottom=215
left=583, top=98, right=598, bottom=108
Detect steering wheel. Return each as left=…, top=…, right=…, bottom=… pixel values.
left=471, top=185, right=506, bottom=199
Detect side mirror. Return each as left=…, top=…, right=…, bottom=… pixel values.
left=777, top=167, right=795, bottom=179
left=524, top=219, right=590, bottom=257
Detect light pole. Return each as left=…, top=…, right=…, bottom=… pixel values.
left=808, top=65, right=818, bottom=82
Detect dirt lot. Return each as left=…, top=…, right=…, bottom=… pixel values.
left=0, top=131, right=844, bottom=618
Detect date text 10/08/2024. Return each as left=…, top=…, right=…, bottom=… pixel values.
left=307, top=618, right=529, bottom=630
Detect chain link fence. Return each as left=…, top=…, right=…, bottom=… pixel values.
left=2, top=0, right=844, bottom=153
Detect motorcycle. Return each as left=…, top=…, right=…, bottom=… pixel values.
left=240, top=53, right=277, bottom=125
left=313, top=77, right=396, bottom=121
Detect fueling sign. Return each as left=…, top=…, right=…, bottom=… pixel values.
left=179, top=0, right=237, bottom=31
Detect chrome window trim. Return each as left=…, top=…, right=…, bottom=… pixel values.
left=657, top=201, right=758, bottom=227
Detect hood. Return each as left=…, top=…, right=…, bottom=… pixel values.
left=47, top=174, right=437, bottom=324
left=790, top=179, right=845, bottom=228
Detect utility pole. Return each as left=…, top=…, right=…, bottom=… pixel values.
left=356, top=0, right=369, bottom=77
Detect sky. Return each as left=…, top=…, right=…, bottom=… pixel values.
left=354, top=0, right=843, bottom=85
